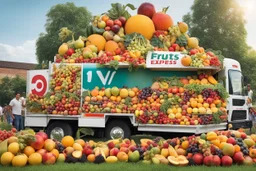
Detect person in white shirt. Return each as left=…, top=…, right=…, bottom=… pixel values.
left=247, top=84, right=254, bottom=126
left=9, top=93, right=25, bottom=131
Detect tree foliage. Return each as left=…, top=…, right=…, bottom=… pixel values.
left=0, top=76, right=26, bottom=106
left=36, top=2, right=92, bottom=64
left=183, top=0, right=248, bottom=61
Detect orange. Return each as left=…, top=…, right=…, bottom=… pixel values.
left=61, top=136, right=75, bottom=148
left=23, top=146, right=35, bottom=157
left=105, top=40, right=119, bottom=53
left=125, top=15, right=155, bottom=40
left=87, top=154, right=96, bottom=162
left=51, top=149, right=59, bottom=159
left=234, top=145, right=241, bottom=152
left=181, top=141, right=189, bottom=150
left=86, top=34, right=106, bottom=51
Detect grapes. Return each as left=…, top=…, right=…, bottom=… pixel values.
left=202, top=89, right=219, bottom=99
left=168, top=25, right=181, bottom=37
left=183, top=91, right=192, bottom=103
left=199, top=115, right=213, bottom=125
left=190, top=55, right=204, bottom=67
left=187, top=144, right=199, bottom=154
left=138, top=87, right=153, bottom=100
left=215, top=148, right=223, bottom=158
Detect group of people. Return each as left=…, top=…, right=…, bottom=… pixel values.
left=0, top=93, right=26, bottom=131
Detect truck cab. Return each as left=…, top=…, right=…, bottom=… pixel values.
left=217, top=58, right=252, bottom=129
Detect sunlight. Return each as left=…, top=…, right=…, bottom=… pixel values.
left=238, top=0, right=256, bottom=21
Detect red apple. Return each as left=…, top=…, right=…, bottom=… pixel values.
left=37, top=149, right=47, bottom=157
left=42, top=152, right=56, bottom=165
left=82, top=147, right=93, bottom=156
left=240, top=133, right=247, bottom=139
left=193, top=153, right=204, bottom=165
left=137, top=2, right=156, bottom=18
left=110, top=147, right=120, bottom=156
left=190, top=49, right=199, bottom=55
left=107, top=142, right=115, bottom=149
left=111, top=25, right=120, bottom=34
left=106, top=20, right=114, bottom=27
left=36, top=131, right=48, bottom=141
left=30, top=135, right=45, bottom=150
left=212, top=155, right=221, bottom=166
left=118, top=16, right=126, bottom=26
left=129, top=145, right=137, bottom=152
left=227, top=137, right=236, bottom=145
left=66, top=48, right=75, bottom=56
left=114, top=19, right=122, bottom=27
left=221, top=156, right=233, bottom=166
left=203, top=156, right=212, bottom=166
left=162, top=142, right=169, bottom=149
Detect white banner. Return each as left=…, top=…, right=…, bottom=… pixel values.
left=27, top=70, right=49, bottom=96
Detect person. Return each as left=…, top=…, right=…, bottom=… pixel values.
left=247, top=84, right=254, bottom=130
left=9, top=93, right=25, bottom=131
left=20, top=96, right=26, bottom=130
left=0, top=105, right=3, bottom=122
left=3, top=105, right=14, bottom=125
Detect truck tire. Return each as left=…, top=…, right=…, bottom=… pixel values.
left=105, top=120, right=131, bottom=139
left=46, top=121, right=73, bottom=140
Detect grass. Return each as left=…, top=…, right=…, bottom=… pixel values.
left=0, top=163, right=255, bottom=171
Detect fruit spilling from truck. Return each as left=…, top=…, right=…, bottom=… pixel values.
left=1, top=128, right=256, bottom=166
left=26, top=2, right=229, bottom=127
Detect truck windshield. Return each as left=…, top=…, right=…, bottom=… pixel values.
left=228, top=70, right=243, bottom=95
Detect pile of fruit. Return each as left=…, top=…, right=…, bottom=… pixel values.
left=27, top=64, right=82, bottom=115
left=1, top=129, right=256, bottom=167
left=82, top=72, right=228, bottom=125
left=55, top=2, right=222, bottom=69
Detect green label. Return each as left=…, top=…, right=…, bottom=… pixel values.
left=151, top=52, right=179, bottom=60
left=82, top=64, right=194, bottom=90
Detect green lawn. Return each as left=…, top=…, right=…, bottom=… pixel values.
left=0, top=163, right=255, bottom=171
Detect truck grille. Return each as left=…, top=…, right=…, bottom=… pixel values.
left=232, top=99, right=245, bottom=106
left=231, top=110, right=247, bottom=121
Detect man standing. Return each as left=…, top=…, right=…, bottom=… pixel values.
left=0, top=105, right=3, bottom=122
left=9, top=93, right=25, bottom=131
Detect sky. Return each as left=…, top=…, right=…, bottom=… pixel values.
left=0, top=0, right=255, bottom=64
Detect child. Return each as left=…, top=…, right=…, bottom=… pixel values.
left=3, top=105, right=14, bottom=125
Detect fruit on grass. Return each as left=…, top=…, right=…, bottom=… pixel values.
left=30, top=135, right=44, bottom=150
left=125, top=15, right=155, bottom=40
left=233, top=152, right=244, bottom=164
left=128, top=150, right=140, bottom=162
left=222, top=143, right=235, bottom=157
left=243, top=156, right=254, bottom=165
left=42, top=152, right=56, bottom=165
left=12, top=154, right=28, bottom=167
left=117, top=151, right=128, bottom=162
left=0, top=152, right=14, bottom=166
left=167, top=155, right=188, bottom=166
left=23, top=146, right=35, bottom=157
left=44, top=139, right=56, bottom=152
left=28, top=152, right=42, bottom=165
left=7, top=142, right=20, bottom=155
left=57, top=153, right=66, bottom=163
left=73, top=143, right=83, bottom=151
left=86, top=34, right=106, bottom=51
left=137, top=2, right=156, bottom=18
left=61, top=136, right=75, bottom=148
left=192, top=153, right=204, bottom=165
left=221, top=156, right=232, bottom=166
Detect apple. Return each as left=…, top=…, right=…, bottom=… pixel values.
left=66, top=48, right=75, bottom=56
left=233, top=152, right=244, bottom=164
left=206, top=98, right=214, bottom=104
left=111, top=25, right=120, bottom=34
left=120, top=147, right=129, bottom=154
left=243, top=156, right=254, bottom=165
left=221, top=156, right=232, bottom=166
left=227, top=137, right=236, bottom=145
left=212, top=155, right=221, bottom=166
left=128, top=150, right=140, bottom=162
left=240, top=133, right=247, bottom=139
left=82, top=147, right=93, bottom=156
left=37, top=149, right=47, bottom=157
left=192, top=153, right=204, bottom=165
left=106, top=20, right=114, bottom=27
left=110, top=147, right=120, bottom=156
left=137, top=2, right=156, bottom=18
left=162, top=142, right=169, bottom=149
left=97, top=20, right=106, bottom=29
left=36, top=132, right=48, bottom=141
left=30, top=135, right=45, bottom=150
left=118, top=16, right=126, bottom=26
left=129, top=145, right=137, bottom=152
left=44, top=139, right=56, bottom=152
left=42, top=152, right=56, bottom=165
left=114, top=19, right=122, bottom=27
left=203, top=156, right=212, bottom=166
left=190, top=49, right=199, bottom=55
left=107, top=142, right=115, bottom=149
left=57, top=153, right=66, bottom=163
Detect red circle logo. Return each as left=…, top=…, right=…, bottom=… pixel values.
left=31, top=75, right=47, bottom=96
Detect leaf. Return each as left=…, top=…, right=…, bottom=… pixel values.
left=125, top=3, right=136, bottom=10
left=79, top=128, right=94, bottom=136
left=150, top=36, right=164, bottom=48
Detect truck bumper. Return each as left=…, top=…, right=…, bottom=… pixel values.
left=229, top=120, right=252, bottom=130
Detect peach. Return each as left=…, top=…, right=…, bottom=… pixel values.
left=44, top=139, right=55, bottom=152
left=120, top=147, right=129, bottom=154
left=42, top=152, right=56, bottom=165
left=110, top=147, right=120, bottom=156
left=222, top=143, right=235, bottom=157
left=117, top=151, right=128, bottom=162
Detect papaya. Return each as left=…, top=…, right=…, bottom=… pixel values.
left=207, top=76, right=218, bottom=85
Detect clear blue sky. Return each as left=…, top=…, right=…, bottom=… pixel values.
left=0, top=0, right=255, bottom=63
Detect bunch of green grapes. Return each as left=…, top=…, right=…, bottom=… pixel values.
left=158, top=35, right=172, bottom=48
left=59, top=27, right=73, bottom=42
left=127, top=39, right=153, bottom=56
left=91, top=16, right=101, bottom=27
left=168, top=25, right=181, bottom=37
left=143, top=150, right=155, bottom=160
left=199, top=142, right=212, bottom=156
left=16, top=130, right=36, bottom=150
left=191, top=55, right=204, bottom=67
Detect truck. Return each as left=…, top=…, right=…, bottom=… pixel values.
left=24, top=51, right=252, bottom=140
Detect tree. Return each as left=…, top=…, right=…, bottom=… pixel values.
left=36, top=2, right=92, bottom=64
left=183, top=0, right=248, bottom=61
left=0, top=76, right=26, bottom=106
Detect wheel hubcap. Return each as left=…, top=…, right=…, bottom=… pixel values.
left=50, top=127, right=64, bottom=141
left=110, top=127, right=124, bottom=139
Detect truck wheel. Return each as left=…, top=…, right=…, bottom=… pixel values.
left=105, top=120, right=131, bottom=139
left=46, top=121, right=73, bottom=141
